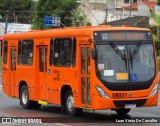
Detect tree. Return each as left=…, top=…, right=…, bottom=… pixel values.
left=150, top=10, right=160, bottom=39
left=32, top=0, right=79, bottom=29
left=72, top=9, right=87, bottom=26
left=158, top=0, right=160, bottom=5
left=0, top=0, right=35, bottom=24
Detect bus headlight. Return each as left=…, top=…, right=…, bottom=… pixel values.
left=149, top=83, right=159, bottom=96
left=95, top=85, right=109, bottom=98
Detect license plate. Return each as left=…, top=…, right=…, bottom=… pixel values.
left=125, top=104, right=136, bottom=108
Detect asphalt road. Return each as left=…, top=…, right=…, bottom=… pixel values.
left=0, top=85, right=160, bottom=126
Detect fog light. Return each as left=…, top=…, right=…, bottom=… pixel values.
left=95, top=85, right=109, bottom=98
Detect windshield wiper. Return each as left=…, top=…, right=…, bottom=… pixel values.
left=130, top=42, right=141, bottom=60
left=110, top=42, right=127, bottom=70
left=129, top=42, right=141, bottom=70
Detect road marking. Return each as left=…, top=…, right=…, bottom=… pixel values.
left=0, top=112, right=14, bottom=117
left=55, top=123, right=70, bottom=126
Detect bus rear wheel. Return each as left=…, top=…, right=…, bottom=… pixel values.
left=20, top=85, right=31, bottom=109
left=20, top=85, right=41, bottom=109
left=65, top=90, right=82, bottom=117
left=115, top=108, right=131, bottom=115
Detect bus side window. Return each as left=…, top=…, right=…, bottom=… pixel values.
left=20, top=40, right=34, bottom=66
left=72, top=38, right=76, bottom=67
left=54, top=38, right=72, bottom=67
left=3, top=41, right=8, bottom=64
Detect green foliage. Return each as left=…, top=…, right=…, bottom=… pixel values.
left=148, top=25, right=160, bottom=56
left=150, top=10, right=160, bottom=26
left=148, top=25, right=157, bottom=35
left=86, top=22, right=92, bottom=26
left=0, top=0, right=35, bottom=23
left=150, top=9, right=160, bottom=39
left=155, top=40, right=160, bottom=56
left=158, top=0, right=160, bottom=5
left=32, top=0, right=79, bottom=29
left=158, top=58, right=160, bottom=71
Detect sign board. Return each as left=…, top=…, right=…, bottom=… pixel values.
left=0, top=22, right=31, bottom=35
left=44, top=16, right=61, bottom=26
left=52, top=17, right=61, bottom=26
left=44, top=16, right=53, bottom=26
left=7, top=23, right=31, bottom=33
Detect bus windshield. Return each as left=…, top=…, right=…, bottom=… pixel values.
left=96, top=43, right=155, bottom=83
left=94, top=31, right=155, bottom=83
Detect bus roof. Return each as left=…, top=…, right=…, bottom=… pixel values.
left=4, top=25, right=151, bottom=40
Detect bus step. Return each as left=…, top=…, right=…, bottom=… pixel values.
left=38, top=100, right=48, bottom=105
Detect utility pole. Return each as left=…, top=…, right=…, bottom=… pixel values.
left=129, top=0, right=132, bottom=17
left=13, top=11, right=16, bottom=23
left=5, top=14, right=8, bottom=34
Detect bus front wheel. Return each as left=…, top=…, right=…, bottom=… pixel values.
left=115, top=108, right=131, bottom=115
left=65, top=90, right=82, bottom=117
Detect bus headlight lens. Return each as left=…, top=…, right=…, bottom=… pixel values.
left=95, top=85, right=109, bottom=98
left=149, top=83, right=159, bottom=96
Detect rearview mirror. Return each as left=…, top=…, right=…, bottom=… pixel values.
left=92, top=48, right=97, bottom=59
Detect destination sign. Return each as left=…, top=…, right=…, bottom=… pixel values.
left=101, top=33, right=146, bottom=40
left=94, top=31, right=152, bottom=42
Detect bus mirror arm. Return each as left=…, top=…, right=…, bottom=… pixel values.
left=92, top=48, right=97, bottom=59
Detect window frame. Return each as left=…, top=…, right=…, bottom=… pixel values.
left=3, top=40, right=8, bottom=64
left=18, top=39, right=34, bottom=66
left=53, top=38, right=72, bottom=67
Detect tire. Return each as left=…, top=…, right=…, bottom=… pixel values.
left=20, top=85, right=41, bottom=109
left=65, top=89, right=82, bottom=117
left=115, top=108, right=131, bottom=115
left=20, top=85, right=32, bottom=109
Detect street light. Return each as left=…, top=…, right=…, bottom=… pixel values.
left=77, top=1, right=100, bottom=25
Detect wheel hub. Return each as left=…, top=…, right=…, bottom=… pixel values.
left=67, top=95, right=74, bottom=112
left=22, top=90, right=28, bottom=104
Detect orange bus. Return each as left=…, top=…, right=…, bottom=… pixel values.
left=2, top=26, right=159, bottom=116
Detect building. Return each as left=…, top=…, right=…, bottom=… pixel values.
left=138, top=0, right=157, bottom=25
left=79, top=0, right=116, bottom=25
left=79, top=0, right=139, bottom=25
left=79, top=0, right=158, bottom=26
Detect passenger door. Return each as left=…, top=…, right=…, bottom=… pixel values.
left=38, top=46, right=48, bottom=100
left=80, top=45, right=91, bottom=108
